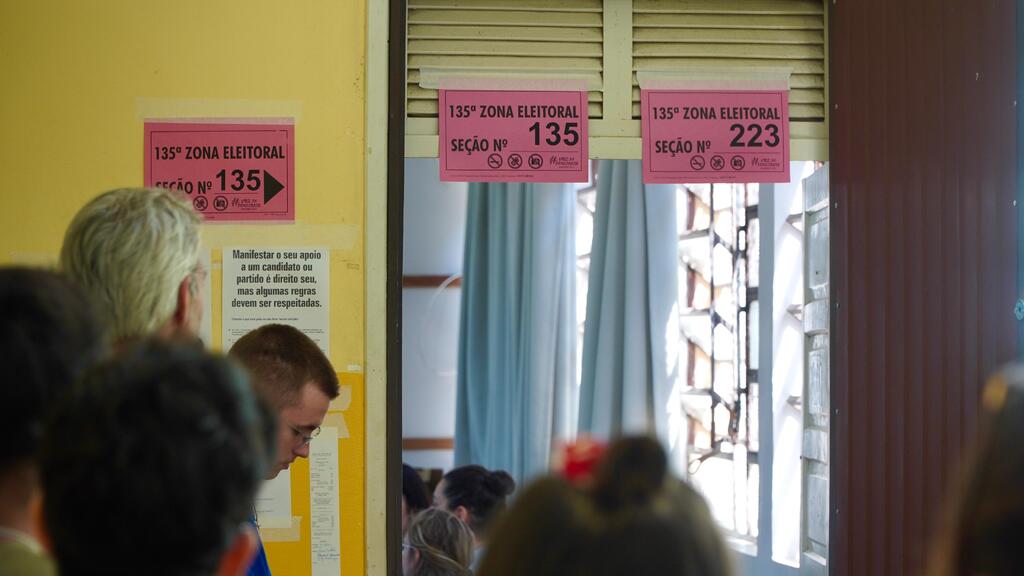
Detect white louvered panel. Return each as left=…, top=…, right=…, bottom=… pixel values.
left=409, top=25, right=603, bottom=42
left=635, top=28, right=821, bottom=44
left=410, top=9, right=601, bottom=27
left=413, top=0, right=601, bottom=10
left=634, top=0, right=822, bottom=15
left=632, top=0, right=827, bottom=123
left=635, top=44, right=822, bottom=59
left=634, top=12, right=823, bottom=29
left=405, top=0, right=829, bottom=160
left=410, top=39, right=602, bottom=58
left=407, top=0, right=604, bottom=120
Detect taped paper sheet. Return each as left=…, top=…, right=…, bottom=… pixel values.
left=325, top=385, right=352, bottom=438
left=222, top=247, right=330, bottom=354
left=637, top=67, right=791, bottom=184
left=322, top=413, right=349, bottom=439
left=310, top=427, right=340, bottom=576
left=255, top=469, right=292, bottom=529
left=260, top=516, right=302, bottom=543
left=135, top=98, right=303, bottom=122
left=635, top=68, right=791, bottom=91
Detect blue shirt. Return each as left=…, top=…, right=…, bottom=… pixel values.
left=247, top=517, right=272, bottom=576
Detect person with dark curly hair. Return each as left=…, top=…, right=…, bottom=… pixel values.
left=39, top=343, right=276, bottom=576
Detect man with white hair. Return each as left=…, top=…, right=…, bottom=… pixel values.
left=61, top=187, right=204, bottom=347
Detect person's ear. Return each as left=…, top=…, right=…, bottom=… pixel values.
left=216, top=524, right=258, bottom=576
left=172, top=275, right=193, bottom=328
left=453, top=505, right=471, bottom=525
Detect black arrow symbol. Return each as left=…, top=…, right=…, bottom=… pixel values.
left=264, top=170, right=284, bottom=204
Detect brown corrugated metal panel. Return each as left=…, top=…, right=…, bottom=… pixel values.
left=830, top=0, right=1017, bottom=575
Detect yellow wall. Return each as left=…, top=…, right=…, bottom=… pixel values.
left=0, top=2, right=368, bottom=574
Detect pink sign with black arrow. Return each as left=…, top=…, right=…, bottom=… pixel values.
left=144, top=121, right=295, bottom=221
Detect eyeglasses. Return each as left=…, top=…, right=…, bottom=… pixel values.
left=401, top=543, right=417, bottom=554
left=286, top=421, right=321, bottom=446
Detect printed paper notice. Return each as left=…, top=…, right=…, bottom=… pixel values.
left=255, top=469, right=292, bottom=529
left=310, top=427, right=340, bottom=576
left=144, top=121, right=295, bottom=221
left=223, top=247, right=329, bottom=354
left=439, top=89, right=588, bottom=183
left=641, top=90, right=790, bottom=183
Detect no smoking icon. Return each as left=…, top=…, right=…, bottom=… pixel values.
left=690, top=155, right=706, bottom=171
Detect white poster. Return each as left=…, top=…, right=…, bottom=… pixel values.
left=255, top=470, right=292, bottom=529
left=310, top=427, right=341, bottom=575
left=222, top=247, right=330, bottom=354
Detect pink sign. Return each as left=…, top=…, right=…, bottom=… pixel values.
left=144, top=122, right=295, bottom=221
left=641, top=90, right=790, bottom=184
left=439, top=89, right=588, bottom=182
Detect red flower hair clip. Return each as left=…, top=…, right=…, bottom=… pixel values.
left=556, top=436, right=607, bottom=486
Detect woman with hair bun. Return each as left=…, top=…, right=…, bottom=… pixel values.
left=477, top=436, right=733, bottom=576
left=433, top=465, right=516, bottom=568
left=403, top=508, right=474, bottom=576
left=589, top=437, right=733, bottom=576
left=403, top=463, right=431, bottom=535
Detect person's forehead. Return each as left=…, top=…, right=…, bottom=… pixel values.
left=280, top=381, right=329, bottom=425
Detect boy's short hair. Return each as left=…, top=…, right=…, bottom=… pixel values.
left=229, top=324, right=339, bottom=407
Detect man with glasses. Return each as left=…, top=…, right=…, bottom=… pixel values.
left=229, top=323, right=340, bottom=576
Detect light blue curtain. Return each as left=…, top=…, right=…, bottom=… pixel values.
left=454, top=182, right=577, bottom=485
left=578, top=160, right=681, bottom=447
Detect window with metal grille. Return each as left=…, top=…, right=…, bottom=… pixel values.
left=677, top=181, right=761, bottom=541
left=572, top=164, right=761, bottom=540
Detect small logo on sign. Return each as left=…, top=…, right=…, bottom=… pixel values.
left=487, top=154, right=503, bottom=169
left=731, top=155, right=746, bottom=170
left=711, top=155, right=726, bottom=171
left=690, top=156, right=706, bottom=171
left=508, top=154, right=523, bottom=169
left=529, top=154, right=544, bottom=169
left=193, top=197, right=208, bottom=211
left=213, top=196, right=229, bottom=211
